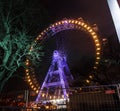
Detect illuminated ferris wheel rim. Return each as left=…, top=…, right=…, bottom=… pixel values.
left=25, top=18, right=101, bottom=93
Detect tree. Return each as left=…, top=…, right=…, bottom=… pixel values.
left=0, top=0, right=45, bottom=92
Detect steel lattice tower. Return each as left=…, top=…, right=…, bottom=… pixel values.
left=36, top=50, right=74, bottom=102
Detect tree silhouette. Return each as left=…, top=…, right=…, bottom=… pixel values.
left=0, top=0, right=45, bottom=92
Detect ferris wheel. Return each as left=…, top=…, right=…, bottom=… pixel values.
left=25, top=18, right=101, bottom=94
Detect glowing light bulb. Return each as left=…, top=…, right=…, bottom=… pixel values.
left=93, top=35, right=97, bottom=39
left=30, top=82, right=32, bottom=85
left=31, top=85, right=34, bottom=88
left=34, top=87, right=36, bottom=90
left=36, top=90, right=39, bottom=93
left=87, top=26, right=90, bottom=30
left=86, top=79, right=90, bottom=83
left=89, top=75, right=93, bottom=79
left=94, top=66, right=97, bottom=69
left=78, top=21, right=81, bottom=25
left=58, top=22, right=61, bottom=25
left=81, top=22, right=85, bottom=26
left=26, top=69, right=29, bottom=73
left=36, top=37, right=39, bottom=40
left=96, top=48, right=101, bottom=50
left=68, top=20, right=71, bottom=23
left=41, top=32, right=44, bottom=35
left=28, top=79, right=31, bottom=82
left=71, top=20, right=75, bottom=23
left=91, top=32, right=95, bottom=35
left=75, top=20, right=78, bottom=24
left=84, top=24, right=87, bottom=28
left=96, top=57, right=100, bottom=60
left=26, top=62, right=29, bottom=66
left=95, top=62, right=99, bottom=64
left=89, top=29, right=92, bottom=32
left=96, top=52, right=100, bottom=55
left=27, top=76, right=30, bottom=79
left=26, top=73, right=29, bottom=76
left=96, top=43, right=100, bottom=46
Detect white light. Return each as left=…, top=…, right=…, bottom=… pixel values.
left=107, top=0, right=120, bottom=43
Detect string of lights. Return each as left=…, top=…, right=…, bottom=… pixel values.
left=25, top=18, right=101, bottom=93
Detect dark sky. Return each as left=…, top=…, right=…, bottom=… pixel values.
left=4, top=0, right=120, bottom=92
left=34, top=0, right=118, bottom=79
left=38, top=0, right=117, bottom=38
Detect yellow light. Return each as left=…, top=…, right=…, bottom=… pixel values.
left=89, top=75, right=93, bottom=79
left=26, top=69, right=29, bottom=73
left=93, top=35, right=97, bottom=39
left=91, top=32, right=95, bottom=35
left=27, top=76, right=30, bottom=79
left=42, top=93, right=45, bottom=97
left=78, top=21, right=81, bottom=25
left=95, top=39, right=98, bottom=42
left=36, top=90, right=39, bottom=93
left=55, top=23, right=58, bottom=25
left=96, top=43, right=100, bottom=46
left=96, top=57, right=100, bottom=60
left=39, top=35, right=41, bottom=37
left=80, top=88, right=82, bottom=90
left=52, top=24, right=55, bottom=27
left=43, top=30, right=46, bottom=33
left=41, top=32, right=44, bottom=35
left=30, top=82, right=32, bottom=85
left=26, top=59, right=29, bottom=62
left=68, top=20, right=71, bottom=23
left=89, top=29, right=92, bottom=32
left=62, top=21, right=65, bottom=24
left=34, top=87, right=36, bottom=90
left=31, top=85, right=34, bottom=88
left=81, top=22, right=85, bottom=26
left=95, top=62, right=99, bottom=64
left=71, top=20, right=75, bottom=23
left=26, top=73, right=29, bottom=76
left=96, top=47, right=101, bottom=51
left=86, top=79, right=90, bottom=83
left=26, top=62, right=29, bottom=66
left=96, top=52, right=100, bottom=55
left=95, top=40, right=99, bottom=44
left=46, top=28, right=49, bottom=31
left=28, top=79, right=31, bottom=82
left=75, top=20, right=78, bottom=24
left=94, top=66, right=97, bottom=69
left=84, top=24, right=87, bottom=28
left=46, top=106, right=49, bottom=109
left=87, top=26, right=90, bottom=30
left=58, top=22, right=61, bottom=24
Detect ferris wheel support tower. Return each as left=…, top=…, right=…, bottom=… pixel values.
left=36, top=50, right=74, bottom=102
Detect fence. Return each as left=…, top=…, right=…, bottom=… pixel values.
left=69, top=84, right=120, bottom=111
left=0, top=84, right=120, bottom=111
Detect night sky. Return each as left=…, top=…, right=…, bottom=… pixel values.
left=3, top=0, right=120, bottom=92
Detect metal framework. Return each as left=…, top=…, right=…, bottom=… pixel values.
left=36, top=50, right=73, bottom=102
left=25, top=18, right=101, bottom=93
